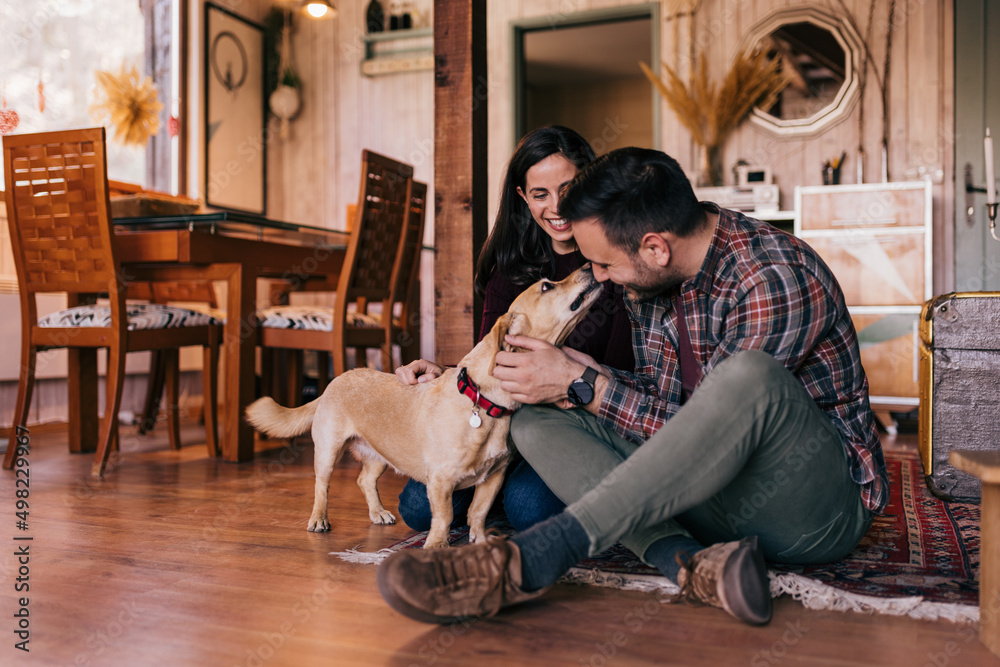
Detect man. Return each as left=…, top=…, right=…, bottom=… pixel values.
left=378, top=147, right=888, bottom=626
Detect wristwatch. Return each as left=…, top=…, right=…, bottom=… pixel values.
left=567, top=367, right=599, bottom=406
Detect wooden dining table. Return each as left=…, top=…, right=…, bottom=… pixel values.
left=67, top=211, right=350, bottom=463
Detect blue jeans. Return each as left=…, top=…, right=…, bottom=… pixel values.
left=397, top=459, right=566, bottom=532
left=512, top=350, right=874, bottom=564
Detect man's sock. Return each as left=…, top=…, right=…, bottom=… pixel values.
left=511, top=511, right=590, bottom=591
left=642, top=534, right=704, bottom=583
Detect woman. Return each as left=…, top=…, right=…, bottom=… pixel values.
left=396, top=125, right=634, bottom=532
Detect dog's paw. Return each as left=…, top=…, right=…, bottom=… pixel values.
left=370, top=509, right=396, bottom=525
left=422, top=538, right=450, bottom=549
left=307, top=517, right=331, bottom=532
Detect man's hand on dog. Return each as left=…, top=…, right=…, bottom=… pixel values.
left=396, top=359, right=444, bottom=385
left=494, top=335, right=606, bottom=409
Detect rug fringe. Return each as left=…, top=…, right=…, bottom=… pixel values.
left=329, top=547, right=394, bottom=565
left=770, top=572, right=980, bottom=624
left=562, top=567, right=681, bottom=595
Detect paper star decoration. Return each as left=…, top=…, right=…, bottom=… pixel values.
left=90, top=65, right=163, bottom=146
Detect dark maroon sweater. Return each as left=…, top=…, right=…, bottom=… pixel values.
left=479, top=251, right=635, bottom=371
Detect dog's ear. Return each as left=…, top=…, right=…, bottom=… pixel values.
left=495, top=312, right=528, bottom=352
left=489, top=312, right=528, bottom=374
left=492, top=312, right=512, bottom=351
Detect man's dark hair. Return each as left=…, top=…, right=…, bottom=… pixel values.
left=559, top=147, right=706, bottom=252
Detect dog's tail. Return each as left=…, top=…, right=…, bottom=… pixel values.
left=245, top=397, right=318, bottom=439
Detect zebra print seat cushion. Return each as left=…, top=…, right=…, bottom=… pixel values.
left=257, top=305, right=386, bottom=332
left=170, top=303, right=227, bottom=323
left=38, top=304, right=223, bottom=331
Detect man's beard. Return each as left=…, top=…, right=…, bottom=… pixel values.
left=623, top=256, right=684, bottom=303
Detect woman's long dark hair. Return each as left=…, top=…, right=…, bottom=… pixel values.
left=474, top=125, right=596, bottom=297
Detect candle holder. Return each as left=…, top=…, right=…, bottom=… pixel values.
left=989, top=202, right=1000, bottom=241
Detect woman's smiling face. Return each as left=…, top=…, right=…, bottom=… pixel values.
left=517, top=153, right=580, bottom=255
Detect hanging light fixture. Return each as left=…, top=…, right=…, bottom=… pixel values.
left=304, top=0, right=336, bottom=19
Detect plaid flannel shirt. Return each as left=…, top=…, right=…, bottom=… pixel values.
left=597, top=205, right=889, bottom=514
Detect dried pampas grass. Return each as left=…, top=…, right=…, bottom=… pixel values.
left=641, top=48, right=789, bottom=151
left=641, top=49, right=789, bottom=185
left=90, top=65, right=163, bottom=147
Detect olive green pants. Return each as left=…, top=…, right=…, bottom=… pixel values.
left=511, top=350, right=873, bottom=564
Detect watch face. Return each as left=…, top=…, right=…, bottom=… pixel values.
left=568, top=378, right=594, bottom=406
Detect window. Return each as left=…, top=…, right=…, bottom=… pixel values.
left=0, top=0, right=186, bottom=192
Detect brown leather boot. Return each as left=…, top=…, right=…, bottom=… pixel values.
left=376, top=533, right=549, bottom=623
left=674, top=535, right=772, bottom=625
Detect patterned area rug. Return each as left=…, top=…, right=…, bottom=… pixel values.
left=769, top=447, right=979, bottom=622
left=333, top=448, right=980, bottom=623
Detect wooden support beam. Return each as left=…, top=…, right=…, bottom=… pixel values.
left=432, top=0, right=488, bottom=364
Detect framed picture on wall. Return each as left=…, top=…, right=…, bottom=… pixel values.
left=204, top=2, right=266, bottom=215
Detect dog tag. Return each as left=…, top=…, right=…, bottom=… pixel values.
left=469, top=411, right=482, bottom=428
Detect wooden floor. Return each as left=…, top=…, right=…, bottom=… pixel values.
left=0, top=422, right=996, bottom=667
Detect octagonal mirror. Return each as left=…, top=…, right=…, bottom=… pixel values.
left=737, top=7, right=864, bottom=137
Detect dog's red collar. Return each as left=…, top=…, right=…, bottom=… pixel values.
left=457, top=367, right=511, bottom=419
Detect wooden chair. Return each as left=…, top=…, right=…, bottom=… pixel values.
left=257, top=151, right=417, bottom=404
left=129, top=280, right=223, bottom=450
left=302, top=180, right=428, bottom=391
left=1, top=128, right=222, bottom=476
left=365, top=179, right=427, bottom=368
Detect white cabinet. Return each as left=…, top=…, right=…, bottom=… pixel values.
left=795, top=181, right=933, bottom=418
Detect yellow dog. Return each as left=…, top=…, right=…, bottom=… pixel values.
left=245, top=265, right=603, bottom=548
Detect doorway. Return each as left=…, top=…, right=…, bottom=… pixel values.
left=955, top=0, right=1000, bottom=291
left=512, top=5, right=658, bottom=154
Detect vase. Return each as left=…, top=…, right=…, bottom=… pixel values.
left=696, top=144, right=722, bottom=187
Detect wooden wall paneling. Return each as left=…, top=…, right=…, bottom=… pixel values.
left=314, top=13, right=336, bottom=229
left=265, top=0, right=955, bottom=360
left=854, top=0, right=880, bottom=188
left=485, top=1, right=529, bottom=223
left=936, top=0, right=955, bottom=294
left=885, top=0, right=905, bottom=184
left=900, top=0, right=941, bottom=287
left=664, top=6, right=696, bottom=172
left=248, top=0, right=953, bottom=241
left=718, top=0, right=743, bottom=179
left=433, top=0, right=488, bottom=363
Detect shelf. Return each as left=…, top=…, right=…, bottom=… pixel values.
left=754, top=209, right=795, bottom=222
left=363, top=27, right=432, bottom=43
left=361, top=27, right=433, bottom=77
